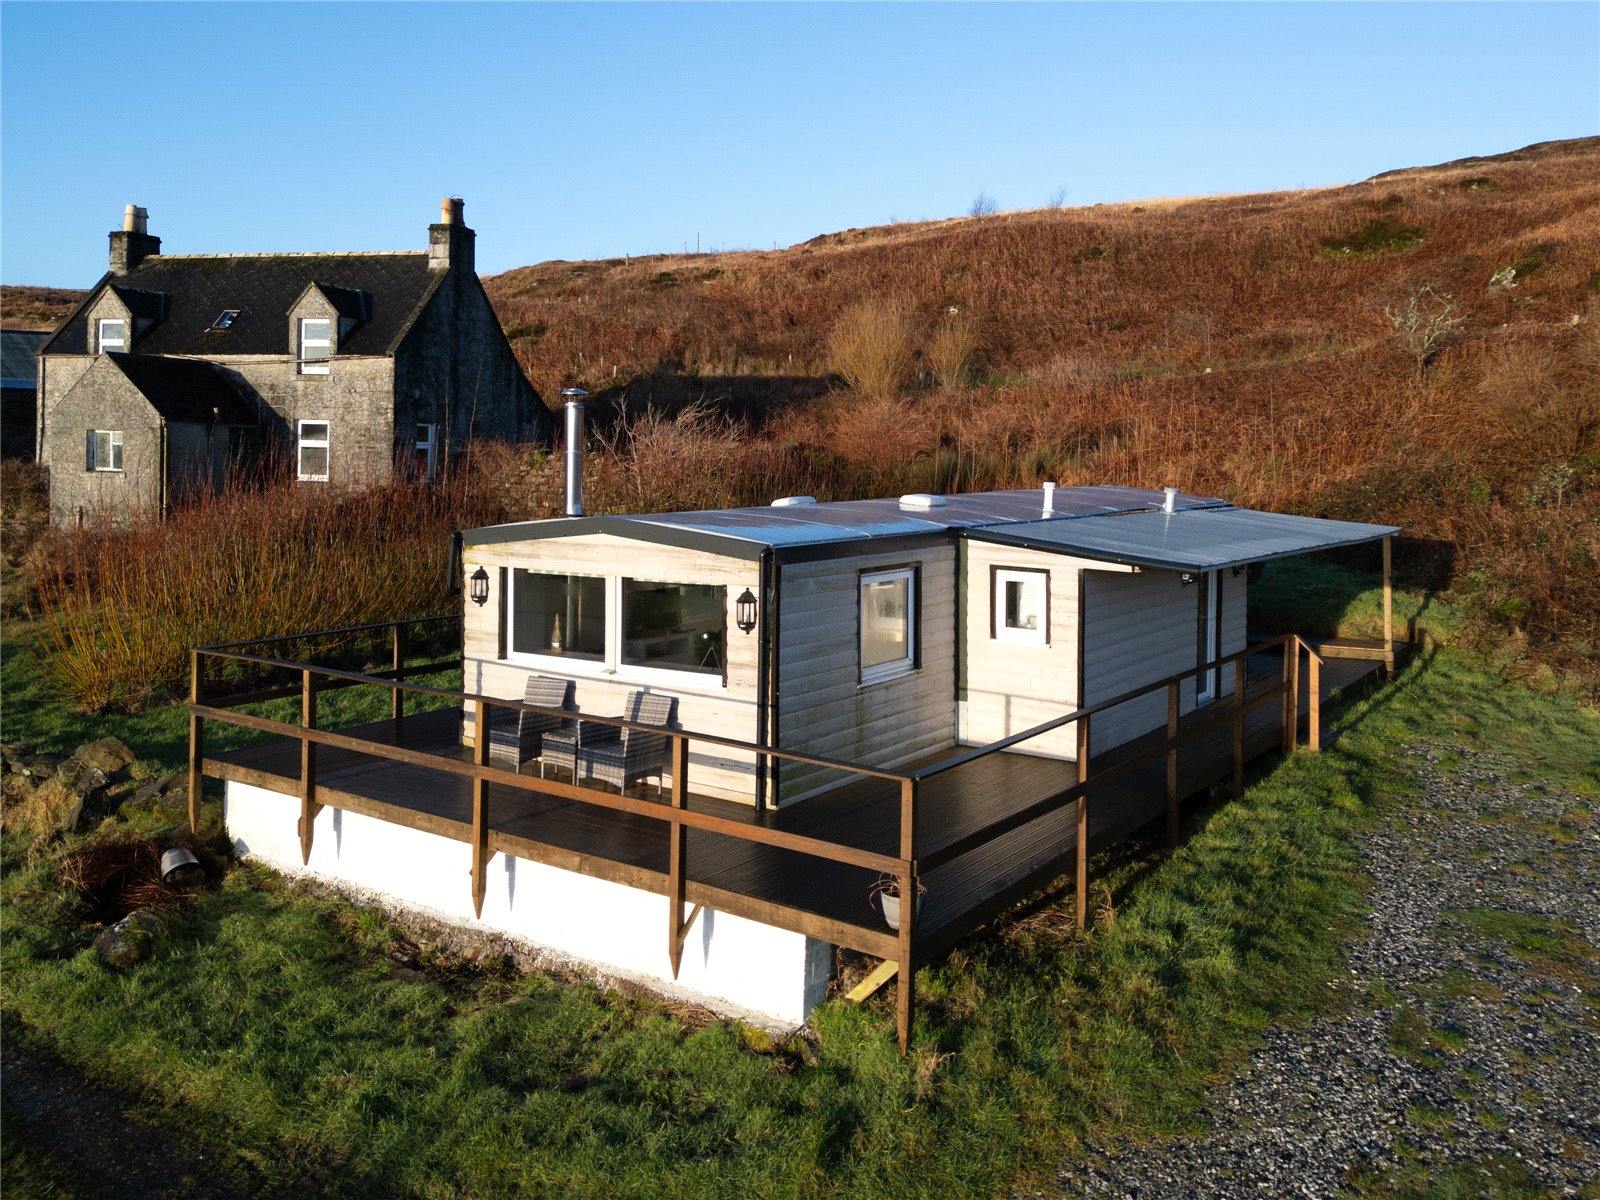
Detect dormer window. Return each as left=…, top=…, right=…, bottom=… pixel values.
left=97, top=319, right=126, bottom=354
left=298, top=318, right=330, bottom=374
left=211, top=309, right=240, bottom=330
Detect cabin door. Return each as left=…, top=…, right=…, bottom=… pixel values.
left=1195, top=571, right=1220, bottom=704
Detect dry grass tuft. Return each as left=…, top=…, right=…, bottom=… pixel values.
left=827, top=295, right=918, bottom=400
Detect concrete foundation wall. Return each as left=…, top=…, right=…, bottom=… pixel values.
left=226, top=781, right=834, bottom=1027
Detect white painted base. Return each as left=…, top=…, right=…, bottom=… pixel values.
left=224, top=782, right=833, bottom=1028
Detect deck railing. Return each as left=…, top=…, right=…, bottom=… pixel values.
left=189, top=617, right=1335, bottom=1051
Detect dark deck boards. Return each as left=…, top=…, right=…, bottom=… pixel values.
left=207, top=653, right=1384, bottom=960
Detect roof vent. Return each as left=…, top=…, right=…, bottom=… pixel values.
left=1043, top=481, right=1056, bottom=515
left=771, top=496, right=816, bottom=507
left=899, top=493, right=947, bottom=510
left=1162, top=486, right=1180, bottom=514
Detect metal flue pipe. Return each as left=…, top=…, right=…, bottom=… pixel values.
left=561, top=388, right=587, bottom=517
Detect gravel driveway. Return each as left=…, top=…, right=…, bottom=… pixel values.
left=1053, top=743, right=1600, bottom=1199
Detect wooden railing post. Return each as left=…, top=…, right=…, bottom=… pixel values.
left=1165, top=681, right=1179, bottom=848
left=471, top=698, right=490, bottom=917
left=187, top=650, right=204, bottom=833
left=298, top=668, right=319, bottom=865
left=667, top=734, right=696, bottom=979
left=1382, top=535, right=1394, bottom=675
left=894, top=777, right=917, bottom=1053
left=1308, top=650, right=1322, bottom=752
left=391, top=622, right=407, bottom=722
left=1075, top=714, right=1091, bottom=931
left=1232, top=654, right=1246, bottom=795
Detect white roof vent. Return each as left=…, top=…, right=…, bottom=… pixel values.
left=898, top=493, right=947, bottom=510
left=771, top=496, right=816, bottom=507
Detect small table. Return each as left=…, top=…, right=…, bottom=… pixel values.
left=539, top=718, right=621, bottom=783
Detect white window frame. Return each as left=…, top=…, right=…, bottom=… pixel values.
left=1196, top=570, right=1221, bottom=704
left=414, top=422, right=436, bottom=482
left=993, top=567, right=1049, bottom=646
left=87, top=429, right=124, bottom=472
left=502, top=570, right=732, bottom=693
left=96, top=318, right=126, bottom=354
left=296, top=419, right=330, bottom=481
left=298, top=318, right=331, bottom=375
left=859, top=566, right=917, bottom=686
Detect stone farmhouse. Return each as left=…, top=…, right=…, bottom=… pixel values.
left=35, top=200, right=549, bottom=525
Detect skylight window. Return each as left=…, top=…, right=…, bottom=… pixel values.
left=210, top=309, right=240, bottom=330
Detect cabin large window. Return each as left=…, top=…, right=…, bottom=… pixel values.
left=860, top=566, right=917, bottom=684
left=622, top=580, right=725, bottom=676
left=993, top=567, right=1048, bottom=645
left=511, top=570, right=606, bottom=662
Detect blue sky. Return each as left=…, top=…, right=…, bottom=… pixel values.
left=2, top=2, right=1596, bottom=286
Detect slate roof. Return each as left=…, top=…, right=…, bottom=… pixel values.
left=106, top=353, right=260, bottom=423
left=1, top=330, right=48, bottom=388
left=42, top=253, right=438, bottom=358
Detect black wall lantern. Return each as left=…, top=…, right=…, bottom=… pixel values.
left=469, top=566, right=490, bottom=607
left=735, top=588, right=758, bottom=634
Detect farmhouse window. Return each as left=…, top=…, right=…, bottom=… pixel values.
left=992, top=567, right=1048, bottom=645
left=621, top=580, right=726, bottom=676
left=413, top=423, right=436, bottom=482
left=297, top=420, right=330, bottom=481
left=859, top=566, right=917, bottom=684
left=298, top=318, right=331, bottom=374
left=96, top=319, right=126, bottom=354
left=510, top=570, right=606, bottom=662
left=86, top=429, right=123, bottom=472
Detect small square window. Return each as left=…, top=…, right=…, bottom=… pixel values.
left=860, top=567, right=917, bottom=684
left=993, top=568, right=1048, bottom=645
left=86, top=429, right=124, bottom=471
left=297, top=419, right=330, bottom=481
left=97, top=319, right=126, bottom=354
left=298, top=318, right=330, bottom=374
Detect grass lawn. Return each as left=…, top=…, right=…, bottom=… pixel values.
left=3, top=572, right=1597, bottom=1198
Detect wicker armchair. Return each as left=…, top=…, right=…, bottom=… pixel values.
left=486, top=675, right=575, bottom=772
left=576, top=691, right=677, bottom=795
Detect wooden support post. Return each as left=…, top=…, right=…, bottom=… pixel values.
left=187, top=651, right=204, bottom=833
left=298, top=668, right=319, bottom=865
left=1075, top=714, right=1091, bottom=931
left=391, top=623, right=407, bottom=722
left=1309, top=652, right=1322, bottom=753
left=1382, top=535, right=1394, bottom=675
left=1165, top=681, right=1179, bottom=848
left=1232, top=655, right=1245, bottom=795
left=895, top=776, right=916, bottom=1054
left=471, top=698, right=490, bottom=918
left=667, top=734, right=691, bottom=978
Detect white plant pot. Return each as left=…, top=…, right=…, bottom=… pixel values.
left=879, top=890, right=922, bottom=932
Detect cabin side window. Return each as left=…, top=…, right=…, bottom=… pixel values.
left=859, top=566, right=918, bottom=684
left=509, top=570, right=606, bottom=662
left=992, top=567, right=1048, bottom=645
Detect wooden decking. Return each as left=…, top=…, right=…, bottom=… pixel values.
left=204, top=651, right=1383, bottom=975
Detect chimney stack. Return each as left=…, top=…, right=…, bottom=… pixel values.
left=428, top=196, right=475, bottom=273
left=109, top=204, right=160, bottom=275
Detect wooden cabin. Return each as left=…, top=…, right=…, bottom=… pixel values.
left=211, top=484, right=1399, bottom=1039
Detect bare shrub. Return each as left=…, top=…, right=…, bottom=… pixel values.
left=827, top=297, right=917, bottom=400
left=1385, top=285, right=1467, bottom=375
left=926, top=313, right=978, bottom=388
left=969, top=192, right=997, bottom=219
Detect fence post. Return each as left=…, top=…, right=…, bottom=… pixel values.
left=392, top=623, right=407, bottom=722
left=299, top=668, right=319, bottom=865
left=896, top=775, right=916, bottom=1054
left=668, top=734, right=692, bottom=978
left=471, top=698, right=489, bottom=917
left=1076, top=714, right=1091, bottom=931
left=187, top=651, right=204, bottom=833
left=1165, top=681, right=1179, bottom=847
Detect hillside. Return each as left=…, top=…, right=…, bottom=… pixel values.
left=484, top=136, right=1599, bottom=682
